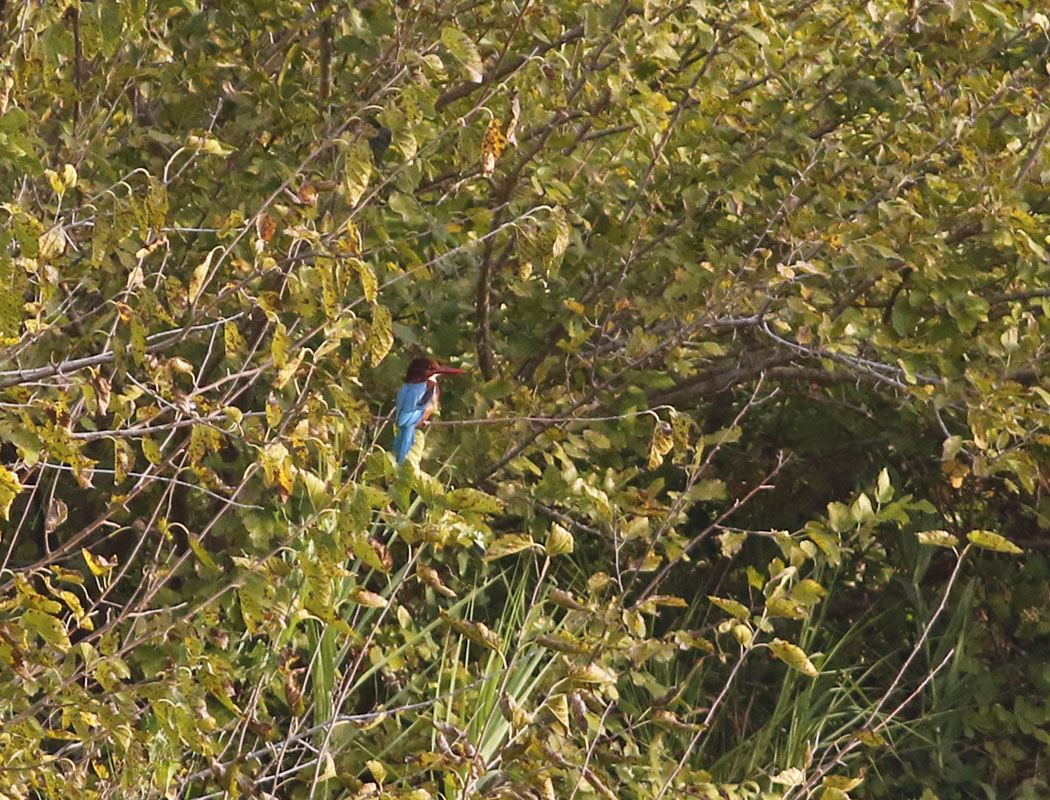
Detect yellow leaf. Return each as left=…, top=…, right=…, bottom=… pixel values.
left=343, top=219, right=363, bottom=256
left=545, top=693, right=570, bottom=730
left=350, top=533, right=393, bottom=573
left=0, top=465, right=21, bottom=521
left=967, top=529, right=1022, bottom=554
left=43, top=577, right=92, bottom=630
left=187, top=425, right=224, bottom=466
left=551, top=206, right=570, bottom=261
left=369, top=304, right=394, bottom=366
left=188, top=249, right=217, bottom=305
left=23, top=608, right=70, bottom=651
left=113, top=439, right=134, bottom=484
left=499, top=692, right=533, bottom=728
left=38, top=225, right=66, bottom=261
left=916, top=529, right=958, bottom=548
left=708, top=595, right=750, bottom=620
left=563, top=299, right=586, bottom=315
left=482, top=534, right=539, bottom=561
left=648, top=421, right=674, bottom=469
left=352, top=257, right=378, bottom=303
left=316, top=753, right=337, bottom=782
left=82, top=548, right=116, bottom=576
left=822, top=774, right=864, bottom=792
left=569, top=663, right=617, bottom=684
left=266, top=394, right=283, bottom=428
left=440, top=610, right=504, bottom=650
left=169, top=356, right=194, bottom=375
left=446, top=487, right=503, bottom=513
left=260, top=442, right=294, bottom=501
left=480, top=118, right=507, bottom=176
left=417, top=565, right=457, bottom=597
left=505, top=91, right=520, bottom=145
left=365, top=760, right=386, bottom=785
left=351, top=588, right=387, bottom=607
left=224, top=321, right=245, bottom=357
left=141, top=437, right=162, bottom=465
left=545, top=522, right=574, bottom=557
left=271, top=322, right=291, bottom=367
left=344, top=137, right=373, bottom=207
left=770, top=767, right=806, bottom=786
left=769, top=638, right=819, bottom=677
left=273, top=350, right=304, bottom=390
left=46, top=169, right=64, bottom=195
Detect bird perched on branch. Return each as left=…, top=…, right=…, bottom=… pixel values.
left=393, top=357, right=466, bottom=463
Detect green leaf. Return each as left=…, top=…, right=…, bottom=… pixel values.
left=351, top=533, right=393, bottom=573
left=440, top=27, right=483, bottom=82
left=0, top=108, right=28, bottom=131
left=967, top=530, right=1022, bottom=554
left=826, top=501, right=852, bottom=533
left=146, top=176, right=168, bottom=229
left=22, top=608, right=71, bottom=651
left=875, top=467, right=893, bottom=503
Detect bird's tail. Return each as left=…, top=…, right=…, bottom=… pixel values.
left=393, top=424, right=417, bottom=463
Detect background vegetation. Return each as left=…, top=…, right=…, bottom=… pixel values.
left=1, top=1, right=1049, bottom=798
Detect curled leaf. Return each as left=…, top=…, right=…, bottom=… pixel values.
left=768, top=637, right=818, bottom=678
left=350, top=588, right=388, bottom=608
left=545, top=522, right=574, bottom=557
left=648, top=421, right=674, bottom=469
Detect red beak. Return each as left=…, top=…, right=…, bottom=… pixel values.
left=431, top=365, right=466, bottom=375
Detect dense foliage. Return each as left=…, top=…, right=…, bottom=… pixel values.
left=2, top=1, right=1050, bottom=798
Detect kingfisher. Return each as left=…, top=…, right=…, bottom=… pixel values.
left=393, top=357, right=466, bottom=463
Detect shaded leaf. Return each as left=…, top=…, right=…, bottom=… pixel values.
left=441, top=27, right=483, bottom=82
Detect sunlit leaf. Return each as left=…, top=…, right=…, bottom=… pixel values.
left=768, top=638, right=818, bottom=677
left=0, top=465, right=21, bottom=521
left=916, top=530, right=959, bottom=548
left=708, top=596, right=750, bottom=620
left=483, top=533, right=539, bottom=561
left=967, top=530, right=1022, bottom=554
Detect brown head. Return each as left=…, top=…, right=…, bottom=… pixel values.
left=404, top=357, right=466, bottom=383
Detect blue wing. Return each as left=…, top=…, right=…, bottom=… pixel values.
left=394, top=381, right=435, bottom=462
